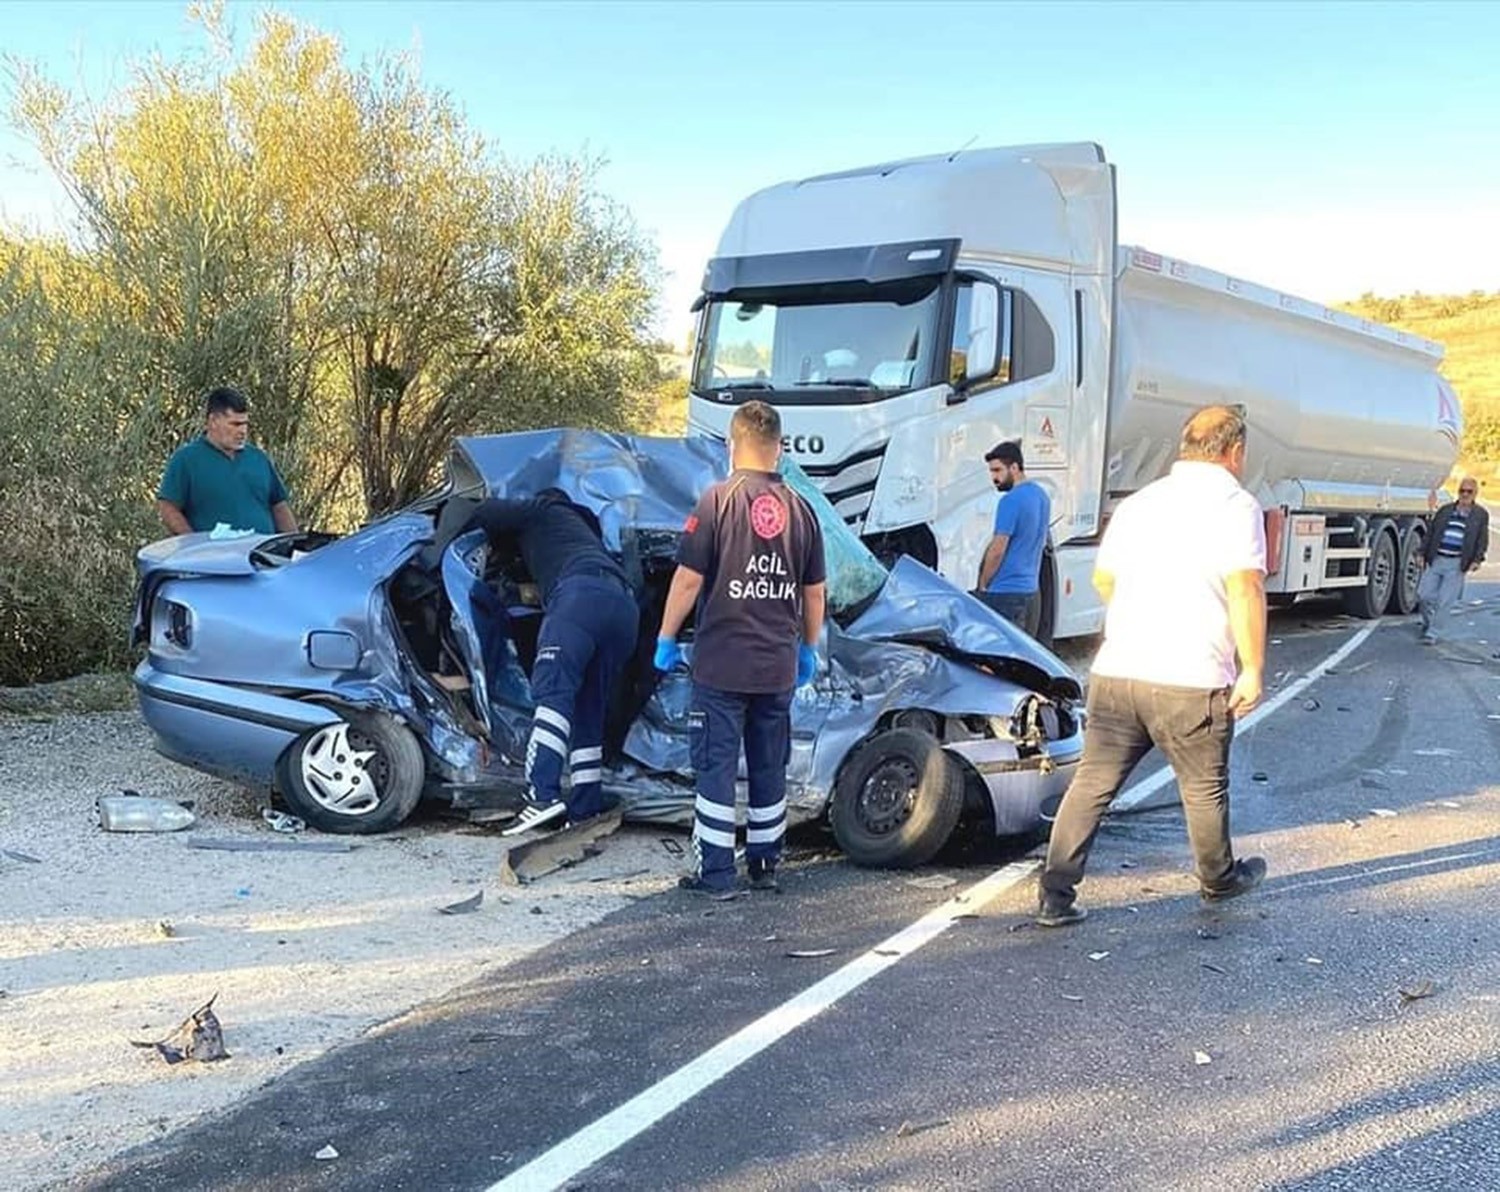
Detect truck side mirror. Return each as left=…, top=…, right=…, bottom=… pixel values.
left=965, top=282, right=1000, bottom=382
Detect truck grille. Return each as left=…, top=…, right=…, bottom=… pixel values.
left=802, top=444, right=886, bottom=531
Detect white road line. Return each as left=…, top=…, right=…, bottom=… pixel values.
left=1113, top=621, right=1382, bottom=813
left=486, top=858, right=1041, bottom=1192
left=1267, top=847, right=1500, bottom=896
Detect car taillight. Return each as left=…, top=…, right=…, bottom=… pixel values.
left=153, top=597, right=193, bottom=650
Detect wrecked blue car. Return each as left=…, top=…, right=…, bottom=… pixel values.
left=131, top=431, right=1083, bottom=867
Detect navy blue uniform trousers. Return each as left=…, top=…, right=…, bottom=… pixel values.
left=526, top=574, right=638, bottom=821
left=690, top=682, right=794, bottom=889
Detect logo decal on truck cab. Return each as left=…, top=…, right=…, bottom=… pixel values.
left=781, top=434, right=826, bottom=455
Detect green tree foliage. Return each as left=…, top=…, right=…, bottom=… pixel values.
left=0, top=8, right=663, bottom=684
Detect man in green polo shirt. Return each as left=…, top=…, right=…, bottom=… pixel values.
left=157, top=387, right=298, bottom=537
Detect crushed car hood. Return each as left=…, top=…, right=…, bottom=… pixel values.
left=847, top=557, right=1081, bottom=701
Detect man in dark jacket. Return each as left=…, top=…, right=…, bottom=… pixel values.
left=1418, top=478, right=1489, bottom=645
left=467, top=489, right=639, bottom=833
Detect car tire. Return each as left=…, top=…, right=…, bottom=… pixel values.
left=829, top=728, right=965, bottom=869
left=277, top=707, right=425, bottom=834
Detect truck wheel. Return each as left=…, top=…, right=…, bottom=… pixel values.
left=1390, top=524, right=1424, bottom=616
left=277, top=708, right=425, bottom=834
left=1342, top=524, right=1397, bottom=620
left=830, top=728, right=965, bottom=868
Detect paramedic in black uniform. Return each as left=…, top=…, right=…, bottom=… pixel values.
left=655, top=401, right=827, bottom=894
left=467, top=488, right=638, bottom=835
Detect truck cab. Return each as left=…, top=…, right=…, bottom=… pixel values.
left=687, top=144, right=1116, bottom=643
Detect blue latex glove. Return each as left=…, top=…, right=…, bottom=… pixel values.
left=653, top=636, right=683, bottom=672
left=796, top=642, right=818, bottom=687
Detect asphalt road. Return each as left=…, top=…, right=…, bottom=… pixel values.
left=67, top=578, right=1500, bottom=1192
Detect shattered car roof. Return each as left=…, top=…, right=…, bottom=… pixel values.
left=450, top=430, right=1081, bottom=701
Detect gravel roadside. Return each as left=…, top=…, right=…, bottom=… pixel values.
left=0, top=708, right=684, bottom=1191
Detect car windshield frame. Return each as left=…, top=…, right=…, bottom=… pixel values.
left=691, top=276, right=949, bottom=406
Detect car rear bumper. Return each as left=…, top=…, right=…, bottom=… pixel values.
left=946, top=730, right=1085, bottom=837
left=134, top=661, right=341, bottom=788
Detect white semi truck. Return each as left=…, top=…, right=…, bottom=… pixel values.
left=685, top=143, right=1461, bottom=643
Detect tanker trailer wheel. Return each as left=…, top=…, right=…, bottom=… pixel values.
left=1390, top=523, right=1425, bottom=616
left=1343, top=522, right=1397, bottom=620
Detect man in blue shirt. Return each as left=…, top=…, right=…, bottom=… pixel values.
left=157, top=387, right=297, bottom=537
left=975, top=440, right=1050, bottom=637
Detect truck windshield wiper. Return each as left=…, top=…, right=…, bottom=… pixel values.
left=793, top=378, right=874, bottom=388
left=716, top=380, right=776, bottom=391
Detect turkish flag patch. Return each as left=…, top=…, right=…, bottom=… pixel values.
left=683, top=515, right=699, bottom=533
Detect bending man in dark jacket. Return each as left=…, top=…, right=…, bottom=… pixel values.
left=468, top=489, right=638, bottom=834
left=1418, top=479, right=1489, bottom=645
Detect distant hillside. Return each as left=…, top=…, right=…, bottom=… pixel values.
left=1337, top=291, right=1500, bottom=465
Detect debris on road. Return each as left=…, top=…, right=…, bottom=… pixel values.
left=905, top=874, right=958, bottom=890
left=1060, top=993, right=1084, bottom=1002
left=315, top=1145, right=339, bottom=1161
left=438, top=890, right=484, bottom=916
left=785, top=949, right=838, bottom=959
left=1194, top=1050, right=1212, bottom=1066
left=896, top=1118, right=951, bottom=1138
left=1360, top=776, right=1389, bottom=790
left=155, top=920, right=176, bottom=939
left=1196, top=927, right=1220, bottom=940
left=98, top=794, right=195, bottom=833
left=1414, top=748, right=1459, bottom=758
left=499, top=808, right=623, bottom=886
left=874, top=948, right=901, bottom=957
left=1, top=848, right=42, bottom=864
left=131, top=995, right=229, bottom=1064
left=658, top=837, right=685, bottom=858
left=1305, top=957, right=1324, bottom=966
left=1087, top=951, right=1110, bottom=961
left=1201, top=962, right=1227, bottom=975
left=188, top=838, right=353, bottom=854
left=1439, top=801, right=1462, bottom=809
left=1370, top=808, right=1398, bottom=818
left=1398, top=979, right=1438, bottom=1004
left=1302, top=698, right=1320, bottom=711
left=1119, top=860, right=1138, bottom=870
left=260, top=809, right=306, bottom=834
left=1251, top=772, right=1269, bottom=783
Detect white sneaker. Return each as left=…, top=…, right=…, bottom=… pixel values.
left=501, top=800, right=568, bottom=837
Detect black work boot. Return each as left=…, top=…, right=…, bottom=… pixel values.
left=1201, top=856, right=1267, bottom=903
left=747, top=861, right=780, bottom=893
left=1036, top=899, right=1088, bottom=928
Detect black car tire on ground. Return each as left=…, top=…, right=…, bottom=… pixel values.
left=830, top=728, right=966, bottom=869
left=277, top=707, right=425, bottom=834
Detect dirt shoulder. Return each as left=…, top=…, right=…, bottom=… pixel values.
left=0, top=709, right=686, bottom=1191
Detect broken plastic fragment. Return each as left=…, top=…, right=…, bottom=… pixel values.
left=130, top=994, right=229, bottom=1064
left=1398, top=979, right=1437, bottom=1004
left=1370, top=808, right=1397, bottom=818
left=1251, top=772, right=1269, bottom=783
left=1439, top=801, right=1461, bottom=809
left=439, top=890, right=484, bottom=915
left=905, top=874, right=958, bottom=890
left=1305, top=957, right=1324, bottom=966
left=1194, top=1050, right=1212, bottom=1066
left=315, top=1145, right=339, bottom=1161
left=786, top=948, right=837, bottom=959
left=896, top=1118, right=950, bottom=1138
left=261, top=808, right=306, bottom=834
left=1087, top=951, right=1110, bottom=961
left=1060, top=993, right=1084, bottom=1002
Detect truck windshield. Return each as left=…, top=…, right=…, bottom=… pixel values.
left=692, top=278, right=943, bottom=403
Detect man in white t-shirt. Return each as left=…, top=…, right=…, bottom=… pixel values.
left=1037, top=404, right=1269, bottom=927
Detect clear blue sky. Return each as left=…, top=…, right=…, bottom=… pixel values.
left=3, top=0, right=1497, bottom=339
